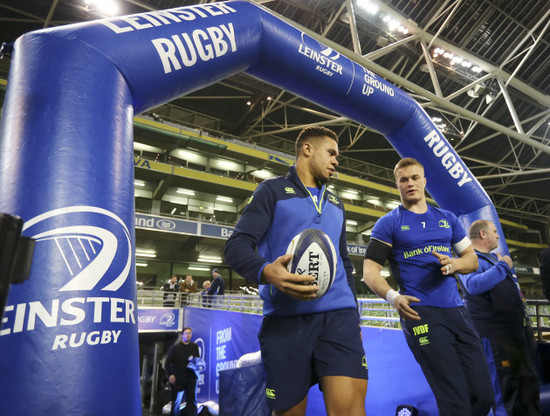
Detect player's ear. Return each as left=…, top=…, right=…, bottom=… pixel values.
left=303, top=142, right=313, bottom=157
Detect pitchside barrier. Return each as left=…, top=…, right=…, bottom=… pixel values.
left=0, top=1, right=519, bottom=414
left=134, top=295, right=550, bottom=415
left=182, top=304, right=437, bottom=415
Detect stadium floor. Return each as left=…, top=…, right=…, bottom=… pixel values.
left=142, top=408, right=161, bottom=416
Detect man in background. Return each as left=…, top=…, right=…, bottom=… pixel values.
left=459, top=220, right=541, bottom=415
left=162, top=274, right=179, bottom=307
left=180, top=275, right=198, bottom=306
left=165, top=328, right=201, bottom=416
left=207, top=268, right=225, bottom=307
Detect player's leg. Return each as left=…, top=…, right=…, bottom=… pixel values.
left=170, top=383, right=179, bottom=416
left=453, top=307, right=495, bottom=416
left=402, top=306, right=477, bottom=416
left=314, top=309, right=368, bottom=415
left=516, top=338, right=543, bottom=415
left=272, top=396, right=308, bottom=416
left=259, top=314, right=320, bottom=415
left=320, top=376, right=367, bottom=416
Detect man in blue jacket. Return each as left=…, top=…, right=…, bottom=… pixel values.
left=459, top=220, right=541, bottom=415
left=225, top=126, right=367, bottom=416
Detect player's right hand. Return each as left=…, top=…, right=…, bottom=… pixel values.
left=262, top=254, right=318, bottom=301
left=394, top=295, right=421, bottom=320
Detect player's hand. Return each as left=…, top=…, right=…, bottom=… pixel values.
left=168, top=375, right=176, bottom=385
left=496, top=252, right=513, bottom=268
left=394, top=295, right=421, bottom=320
left=432, top=251, right=455, bottom=276
left=262, top=254, right=318, bottom=301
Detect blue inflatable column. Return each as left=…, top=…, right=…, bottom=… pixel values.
left=0, top=32, right=141, bottom=415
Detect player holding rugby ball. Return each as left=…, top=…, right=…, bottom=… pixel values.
left=225, top=126, right=367, bottom=416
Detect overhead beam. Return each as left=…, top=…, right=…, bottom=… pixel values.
left=249, top=1, right=550, bottom=155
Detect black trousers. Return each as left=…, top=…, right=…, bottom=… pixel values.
left=170, top=377, right=197, bottom=416
left=402, top=306, right=494, bottom=416
left=482, top=333, right=541, bottom=416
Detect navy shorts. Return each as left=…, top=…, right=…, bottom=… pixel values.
left=258, top=308, right=368, bottom=411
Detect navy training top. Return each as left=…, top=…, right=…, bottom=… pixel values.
left=224, top=166, right=357, bottom=316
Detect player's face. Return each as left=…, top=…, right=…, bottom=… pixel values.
left=309, top=136, right=339, bottom=184
left=395, top=164, right=426, bottom=205
left=485, top=223, right=500, bottom=250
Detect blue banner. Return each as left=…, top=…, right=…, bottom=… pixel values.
left=137, top=307, right=182, bottom=332
left=199, top=223, right=235, bottom=239
left=347, top=243, right=367, bottom=257
left=181, top=307, right=436, bottom=415
left=138, top=214, right=369, bottom=253
left=135, top=213, right=198, bottom=235
left=183, top=307, right=262, bottom=403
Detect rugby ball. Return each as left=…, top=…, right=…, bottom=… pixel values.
left=285, top=228, right=337, bottom=298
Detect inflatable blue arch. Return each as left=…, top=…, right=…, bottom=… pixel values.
left=0, top=1, right=507, bottom=414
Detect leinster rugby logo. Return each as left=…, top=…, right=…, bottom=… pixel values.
left=298, top=32, right=344, bottom=77
left=159, top=313, right=176, bottom=327
left=23, top=206, right=132, bottom=292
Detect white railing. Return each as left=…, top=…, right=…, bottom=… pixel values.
left=138, top=288, right=550, bottom=335
left=137, top=289, right=399, bottom=326
left=137, top=289, right=263, bottom=314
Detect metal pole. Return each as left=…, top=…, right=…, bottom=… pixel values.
left=141, top=354, right=149, bottom=408
left=149, top=341, right=162, bottom=413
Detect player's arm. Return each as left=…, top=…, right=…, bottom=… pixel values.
left=224, top=183, right=278, bottom=283
left=225, top=183, right=316, bottom=300
left=363, top=238, right=420, bottom=320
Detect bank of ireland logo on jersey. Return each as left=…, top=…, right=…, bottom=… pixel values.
left=0, top=206, right=136, bottom=351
